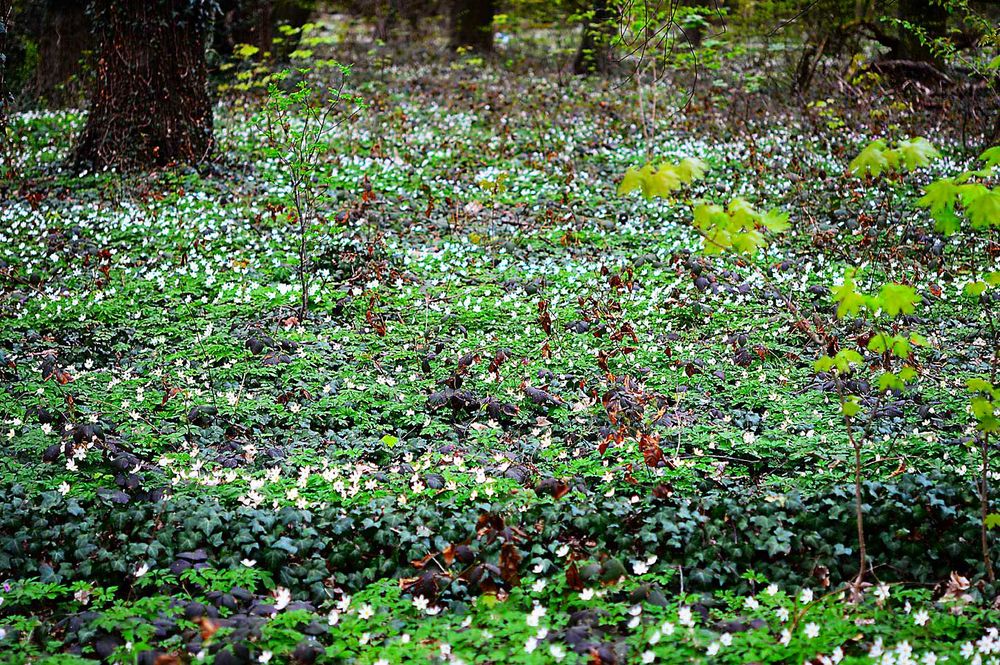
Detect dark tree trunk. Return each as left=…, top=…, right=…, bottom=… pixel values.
left=0, top=0, right=12, bottom=180
left=74, top=0, right=214, bottom=169
left=574, top=0, right=615, bottom=75
left=35, top=0, right=91, bottom=106
left=896, top=0, right=948, bottom=64
left=0, top=0, right=11, bottom=109
left=449, top=0, right=493, bottom=52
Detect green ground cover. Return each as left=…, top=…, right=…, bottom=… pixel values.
left=1, top=21, right=999, bottom=665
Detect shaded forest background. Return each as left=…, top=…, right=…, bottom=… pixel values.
left=0, top=0, right=997, bottom=174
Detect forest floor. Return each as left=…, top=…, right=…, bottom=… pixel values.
left=2, top=19, right=1000, bottom=665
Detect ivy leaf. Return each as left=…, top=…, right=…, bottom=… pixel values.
left=985, top=514, right=1000, bottom=530
left=849, top=139, right=890, bottom=177
left=895, top=137, right=939, bottom=170
left=877, top=284, right=920, bottom=317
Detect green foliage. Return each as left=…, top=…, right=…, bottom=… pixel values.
left=7, top=34, right=1000, bottom=663
left=690, top=198, right=790, bottom=255
left=816, top=266, right=924, bottom=463
left=916, top=146, right=1000, bottom=235
left=968, top=379, right=1000, bottom=434
left=828, top=269, right=922, bottom=320
left=618, top=157, right=707, bottom=199
left=813, top=349, right=862, bottom=375
left=980, top=146, right=1000, bottom=170
left=895, top=137, right=941, bottom=171
left=888, top=0, right=1000, bottom=93
left=848, top=137, right=939, bottom=178
left=849, top=139, right=895, bottom=177
left=0, top=475, right=994, bottom=604
left=252, top=67, right=365, bottom=319
left=963, top=272, right=1000, bottom=299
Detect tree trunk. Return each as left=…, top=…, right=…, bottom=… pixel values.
left=74, top=0, right=214, bottom=169
left=449, top=0, right=493, bottom=52
left=35, top=0, right=90, bottom=107
left=0, top=0, right=12, bottom=180
left=574, top=0, right=614, bottom=75
left=0, top=0, right=11, bottom=109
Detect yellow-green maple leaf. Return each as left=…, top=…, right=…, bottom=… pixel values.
left=895, top=137, right=939, bottom=170
left=849, top=140, right=890, bottom=177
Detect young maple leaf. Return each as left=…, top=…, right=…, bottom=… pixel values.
left=831, top=270, right=868, bottom=318
left=849, top=139, right=891, bottom=177
left=618, top=166, right=643, bottom=195
left=895, top=137, right=939, bottom=171
left=877, top=283, right=920, bottom=317
left=727, top=198, right=759, bottom=230
left=676, top=156, right=708, bottom=183
left=643, top=164, right=682, bottom=199
left=692, top=202, right=726, bottom=231
left=979, top=145, right=1000, bottom=170
left=760, top=208, right=791, bottom=233
left=916, top=178, right=959, bottom=215
left=964, top=187, right=1000, bottom=230
left=731, top=229, right=765, bottom=254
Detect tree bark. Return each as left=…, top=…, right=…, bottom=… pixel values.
left=0, top=0, right=11, bottom=109
left=449, top=0, right=493, bottom=52
left=574, top=0, right=614, bottom=75
left=0, top=0, right=12, bottom=180
left=35, top=0, right=90, bottom=107
left=74, top=0, right=214, bottom=169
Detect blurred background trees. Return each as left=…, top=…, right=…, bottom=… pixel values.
left=0, top=0, right=996, bottom=170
